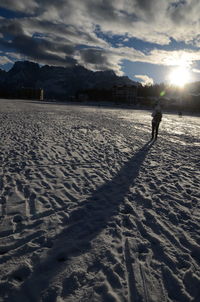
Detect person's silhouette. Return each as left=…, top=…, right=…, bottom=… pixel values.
left=151, top=103, right=162, bottom=140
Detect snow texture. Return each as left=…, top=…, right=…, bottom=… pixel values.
left=0, top=99, right=200, bottom=302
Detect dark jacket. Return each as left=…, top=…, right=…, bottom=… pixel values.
left=152, top=111, right=162, bottom=124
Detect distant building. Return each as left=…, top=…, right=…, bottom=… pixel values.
left=112, top=85, right=137, bottom=104
left=17, top=88, right=44, bottom=100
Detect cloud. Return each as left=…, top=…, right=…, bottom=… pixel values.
left=0, top=18, right=78, bottom=67
left=0, top=55, right=13, bottom=65
left=1, top=0, right=200, bottom=75
left=140, top=49, right=200, bottom=67
left=0, top=51, right=23, bottom=68
left=1, top=1, right=200, bottom=45
left=5, top=52, right=23, bottom=59
left=0, top=0, right=38, bottom=14
left=134, top=74, right=154, bottom=86
left=75, top=47, right=124, bottom=75
left=192, top=68, right=200, bottom=73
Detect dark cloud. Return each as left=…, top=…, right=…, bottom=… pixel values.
left=168, top=0, right=192, bottom=24
left=79, top=48, right=109, bottom=65
left=0, top=19, right=76, bottom=66
left=84, top=0, right=118, bottom=22
left=76, top=47, right=125, bottom=74
left=0, top=21, right=24, bottom=36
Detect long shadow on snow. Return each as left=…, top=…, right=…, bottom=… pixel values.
left=6, top=140, right=155, bottom=301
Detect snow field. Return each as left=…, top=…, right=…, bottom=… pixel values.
left=0, top=99, right=200, bottom=302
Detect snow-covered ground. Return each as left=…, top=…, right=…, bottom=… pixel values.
left=0, top=99, right=200, bottom=302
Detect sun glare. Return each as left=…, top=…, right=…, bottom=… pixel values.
left=169, top=66, right=191, bottom=87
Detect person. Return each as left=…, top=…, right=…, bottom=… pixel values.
left=151, top=103, right=162, bottom=140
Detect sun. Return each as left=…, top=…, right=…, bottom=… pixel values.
left=169, top=66, right=191, bottom=87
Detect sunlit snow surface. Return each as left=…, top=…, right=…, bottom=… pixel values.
left=0, top=99, right=200, bottom=302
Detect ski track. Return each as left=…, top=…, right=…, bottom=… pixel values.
left=0, top=99, right=200, bottom=302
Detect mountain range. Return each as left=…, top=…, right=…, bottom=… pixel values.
left=0, top=61, right=138, bottom=100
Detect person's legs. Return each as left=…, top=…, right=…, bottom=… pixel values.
left=155, top=122, right=160, bottom=139
left=151, top=122, right=155, bottom=139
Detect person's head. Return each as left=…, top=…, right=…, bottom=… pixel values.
left=155, top=103, right=162, bottom=112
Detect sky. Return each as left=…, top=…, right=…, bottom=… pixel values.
left=1, top=0, right=200, bottom=85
